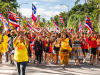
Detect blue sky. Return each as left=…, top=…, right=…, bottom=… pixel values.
left=17, top=0, right=85, bottom=20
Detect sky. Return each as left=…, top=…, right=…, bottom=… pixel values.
left=17, top=0, right=85, bottom=20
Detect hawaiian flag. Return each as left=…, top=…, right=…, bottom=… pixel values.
left=27, top=21, right=39, bottom=31
left=0, top=12, right=9, bottom=31
left=53, top=20, right=59, bottom=30
left=8, top=10, right=20, bottom=21
left=8, top=37, right=11, bottom=44
left=8, top=10, right=21, bottom=31
left=27, top=21, right=34, bottom=30
left=84, top=15, right=92, bottom=34
left=30, top=37, right=35, bottom=50
left=60, top=14, right=64, bottom=23
left=35, top=27, right=41, bottom=31
left=79, top=21, right=83, bottom=32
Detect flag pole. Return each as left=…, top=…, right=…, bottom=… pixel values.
left=7, top=8, right=9, bottom=28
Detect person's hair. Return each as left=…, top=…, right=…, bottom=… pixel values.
left=0, top=30, right=2, bottom=33
left=97, top=35, right=100, bottom=39
left=63, top=33, right=69, bottom=38
left=73, top=34, right=80, bottom=41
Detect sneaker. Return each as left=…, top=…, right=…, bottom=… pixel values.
left=12, top=63, right=14, bottom=65
left=10, top=60, right=12, bottom=64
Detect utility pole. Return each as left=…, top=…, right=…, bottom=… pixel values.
left=99, top=3, right=100, bottom=34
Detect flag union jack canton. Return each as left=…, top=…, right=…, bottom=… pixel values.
left=0, top=12, right=9, bottom=31
left=84, top=15, right=92, bottom=34
left=8, top=10, right=20, bottom=21
left=53, top=20, right=59, bottom=30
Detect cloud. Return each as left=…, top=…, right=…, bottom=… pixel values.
left=40, top=0, right=61, bottom=2
left=46, top=3, right=51, bottom=5
left=20, top=8, right=61, bottom=20
left=32, top=2, right=38, bottom=4
left=49, top=5, right=68, bottom=9
left=37, top=6, right=45, bottom=8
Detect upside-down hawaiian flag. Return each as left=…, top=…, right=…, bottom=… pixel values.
left=79, top=21, right=83, bottom=33
left=27, top=21, right=40, bottom=31
left=30, top=37, right=35, bottom=50
left=8, top=10, right=21, bottom=31
left=53, top=20, right=59, bottom=30
left=84, top=15, right=92, bottom=34
left=60, top=14, right=64, bottom=23
left=27, top=21, right=34, bottom=30
left=32, top=3, right=37, bottom=27
left=0, top=12, right=9, bottom=31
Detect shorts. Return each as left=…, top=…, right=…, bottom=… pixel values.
left=54, top=46, right=60, bottom=51
left=53, top=50, right=59, bottom=54
left=82, top=49, right=88, bottom=55
left=53, top=46, right=60, bottom=54
left=91, top=48, right=97, bottom=55
left=97, top=46, right=100, bottom=50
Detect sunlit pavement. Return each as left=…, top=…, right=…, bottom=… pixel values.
left=0, top=54, right=100, bottom=75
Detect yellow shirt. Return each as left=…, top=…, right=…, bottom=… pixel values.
left=2, top=35, right=8, bottom=52
left=0, top=34, right=3, bottom=52
left=14, top=42, right=28, bottom=62
left=60, top=38, right=72, bottom=52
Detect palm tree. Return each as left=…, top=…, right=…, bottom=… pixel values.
left=42, top=18, right=46, bottom=28
left=50, top=17, right=53, bottom=22
left=47, top=21, right=51, bottom=30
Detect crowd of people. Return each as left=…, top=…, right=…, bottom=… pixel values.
left=0, top=27, right=100, bottom=75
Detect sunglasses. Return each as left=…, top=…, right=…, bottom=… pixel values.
left=11, top=32, right=14, bottom=33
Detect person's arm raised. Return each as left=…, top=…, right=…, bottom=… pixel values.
left=39, top=29, right=44, bottom=35
left=45, top=28, right=51, bottom=35
left=13, top=31, right=20, bottom=44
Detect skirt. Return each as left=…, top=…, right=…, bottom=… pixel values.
left=59, top=50, right=70, bottom=65
left=71, top=49, right=84, bottom=60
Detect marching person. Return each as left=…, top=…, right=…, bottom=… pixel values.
left=34, top=35, right=44, bottom=66
left=13, top=31, right=29, bottom=75
left=59, top=32, right=72, bottom=66
left=96, top=34, right=100, bottom=63
left=89, top=32, right=97, bottom=65
left=0, top=30, right=3, bottom=63
left=71, top=34, right=84, bottom=66
left=53, top=33, right=61, bottom=64
left=83, top=33, right=89, bottom=63
left=7, top=28, right=17, bottom=65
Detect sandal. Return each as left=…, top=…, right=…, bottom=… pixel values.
left=92, top=63, right=95, bottom=66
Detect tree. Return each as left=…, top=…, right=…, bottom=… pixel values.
left=47, top=20, right=51, bottom=30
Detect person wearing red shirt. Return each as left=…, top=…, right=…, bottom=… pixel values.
left=83, top=33, right=89, bottom=63
left=89, top=33, right=97, bottom=65
left=80, top=33, right=85, bottom=63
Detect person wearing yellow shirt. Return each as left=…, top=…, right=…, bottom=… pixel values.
left=59, top=33, right=72, bottom=66
left=2, top=31, right=9, bottom=62
left=0, top=30, right=3, bottom=63
left=13, top=31, right=29, bottom=75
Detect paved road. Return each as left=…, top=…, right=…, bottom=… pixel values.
left=0, top=54, right=100, bottom=75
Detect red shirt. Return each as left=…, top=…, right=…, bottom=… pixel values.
left=90, top=36, right=97, bottom=48
left=84, top=37, right=89, bottom=49
left=81, top=37, right=85, bottom=49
